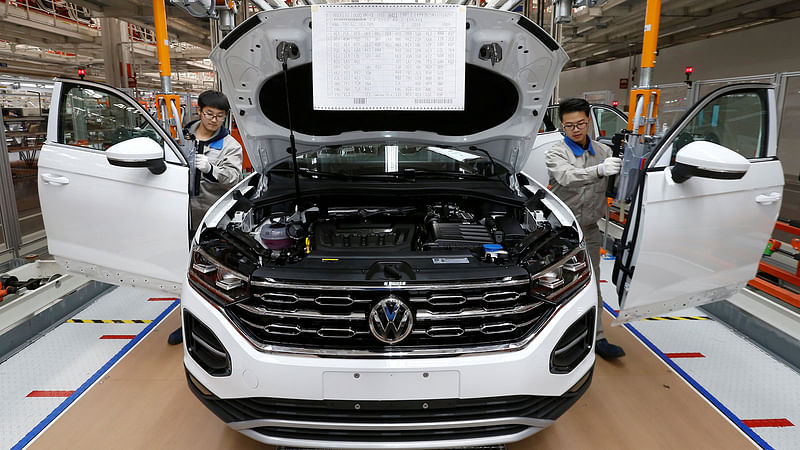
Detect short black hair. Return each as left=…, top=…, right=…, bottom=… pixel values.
left=198, top=90, right=230, bottom=112
left=558, top=98, right=591, bottom=120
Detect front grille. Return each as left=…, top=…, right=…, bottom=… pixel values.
left=186, top=368, right=594, bottom=428
left=226, top=279, right=556, bottom=353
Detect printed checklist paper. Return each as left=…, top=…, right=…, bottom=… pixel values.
left=312, top=4, right=466, bottom=111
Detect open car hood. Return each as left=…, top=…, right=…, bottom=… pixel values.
left=210, top=5, right=568, bottom=174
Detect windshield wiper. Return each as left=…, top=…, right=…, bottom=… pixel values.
left=271, top=167, right=362, bottom=180
left=270, top=167, right=490, bottom=181
left=395, top=169, right=489, bottom=180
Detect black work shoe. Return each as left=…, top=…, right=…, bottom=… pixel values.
left=168, top=327, right=183, bottom=345
left=596, top=338, right=625, bottom=359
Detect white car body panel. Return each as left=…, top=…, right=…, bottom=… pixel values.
left=615, top=160, right=783, bottom=322
left=614, top=84, right=783, bottom=322
left=211, top=6, right=569, bottom=174
left=38, top=80, right=190, bottom=293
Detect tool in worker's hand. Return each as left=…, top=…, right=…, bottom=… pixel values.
left=602, top=130, right=628, bottom=254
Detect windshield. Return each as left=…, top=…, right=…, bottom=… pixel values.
left=271, top=144, right=509, bottom=178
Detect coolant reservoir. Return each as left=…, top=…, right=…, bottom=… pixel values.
left=260, top=223, right=292, bottom=249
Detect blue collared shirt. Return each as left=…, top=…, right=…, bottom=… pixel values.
left=563, top=136, right=594, bottom=157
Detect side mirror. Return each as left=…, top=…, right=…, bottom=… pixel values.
left=107, top=137, right=167, bottom=175
left=671, top=141, right=749, bottom=184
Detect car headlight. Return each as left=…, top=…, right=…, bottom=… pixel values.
left=530, top=247, right=591, bottom=304
left=188, top=248, right=250, bottom=307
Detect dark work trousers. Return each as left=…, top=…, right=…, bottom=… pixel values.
left=583, top=223, right=605, bottom=340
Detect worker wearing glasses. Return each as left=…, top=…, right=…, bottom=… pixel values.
left=169, top=90, right=243, bottom=345
left=544, top=98, right=624, bottom=359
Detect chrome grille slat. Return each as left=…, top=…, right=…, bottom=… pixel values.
left=317, top=328, right=358, bottom=338
left=483, top=291, right=522, bottom=302
left=481, top=322, right=517, bottom=334
left=427, top=294, right=467, bottom=305
left=266, top=324, right=302, bottom=336
left=255, top=292, right=300, bottom=304
left=416, top=303, right=542, bottom=320
left=235, top=303, right=366, bottom=320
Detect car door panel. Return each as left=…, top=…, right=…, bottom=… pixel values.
left=613, top=84, right=783, bottom=323
left=38, top=80, right=189, bottom=294
left=614, top=160, right=782, bottom=322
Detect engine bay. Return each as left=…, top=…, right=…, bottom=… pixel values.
left=199, top=183, right=582, bottom=283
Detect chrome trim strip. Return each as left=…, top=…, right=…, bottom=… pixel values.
left=255, top=292, right=299, bottom=303
left=317, top=328, right=357, bottom=338
left=251, top=278, right=530, bottom=291
left=239, top=426, right=542, bottom=449
left=234, top=303, right=366, bottom=320
left=315, top=295, right=356, bottom=306
left=552, top=330, right=589, bottom=356
left=415, top=303, right=542, bottom=320
left=265, top=324, right=302, bottom=336
left=482, top=291, right=522, bottom=302
left=229, top=417, right=554, bottom=431
left=426, top=294, right=467, bottom=305
left=423, top=326, right=465, bottom=337
left=481, top=322, right=517, bottom=334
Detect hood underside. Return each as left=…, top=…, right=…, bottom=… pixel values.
left=210, top=5, right=568, bottom=174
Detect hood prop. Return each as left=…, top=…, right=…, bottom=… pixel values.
left=277, top=41, right=301, bottom=206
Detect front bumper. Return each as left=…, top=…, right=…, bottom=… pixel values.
left=180, top=277, right=597, bottom=448
left=186, top=367, right=592, bottom=449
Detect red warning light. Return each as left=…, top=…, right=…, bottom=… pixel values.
left=77, top=68, right=86, bottom=80
left=611, top=100, right=619, bottom=107
left=684, top=66, right=694, bottom=75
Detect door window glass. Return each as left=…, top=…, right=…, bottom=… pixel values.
left=667, top=89, right=768, bottom=164
left=59, top=86, right=162, bottom=150
left=654, top=89, right=769, bottom=167
left=540, top=105, right=560, bottom=133
left=593, top=107, right=628, bottom=139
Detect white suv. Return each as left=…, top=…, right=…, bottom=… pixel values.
left=38, top=5, right=782, bottom=448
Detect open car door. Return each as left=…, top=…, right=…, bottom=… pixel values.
left=38, top=79, right=190, bottom=294
left=613, top=83, right=783, bottom=323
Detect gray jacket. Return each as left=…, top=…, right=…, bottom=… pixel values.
left=186, top=121, right=243, bottom=228
left=545, top=137, right=612, bottom=228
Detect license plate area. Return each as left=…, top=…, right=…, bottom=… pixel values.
left=322, top=370, right=460, bottom=400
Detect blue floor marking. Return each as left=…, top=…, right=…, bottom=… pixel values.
left=12, top=298, right=180, bottom=450
left=604, top=302, right=773, bottom=450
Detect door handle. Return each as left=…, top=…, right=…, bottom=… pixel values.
left=755, top=192, right=781, bottom=205
left=40, top=173, right=70, bottom=185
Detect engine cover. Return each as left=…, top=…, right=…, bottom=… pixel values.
left=423, top=222, right=494, bottom=250
left=314, top=221, right=415, bottom=251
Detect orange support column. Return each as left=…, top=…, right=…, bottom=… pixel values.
left=627, top=0, right=662, bottom=135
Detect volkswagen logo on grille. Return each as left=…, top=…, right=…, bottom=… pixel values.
left=369, top=296, right=413, bottom=344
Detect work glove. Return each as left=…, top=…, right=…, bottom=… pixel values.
left=195, top=154, right=212, bottom=174
left=597, top=156, right=621, bottom=177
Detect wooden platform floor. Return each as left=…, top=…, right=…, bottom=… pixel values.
left=30, top=311, right=755, bottom=449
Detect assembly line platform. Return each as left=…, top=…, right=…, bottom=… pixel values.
left=23, top=309, right=756, bottom=449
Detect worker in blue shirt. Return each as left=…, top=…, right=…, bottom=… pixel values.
left=545, top=98, right=625, bottom=359
left=168, top=90, right=242, bottom=346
